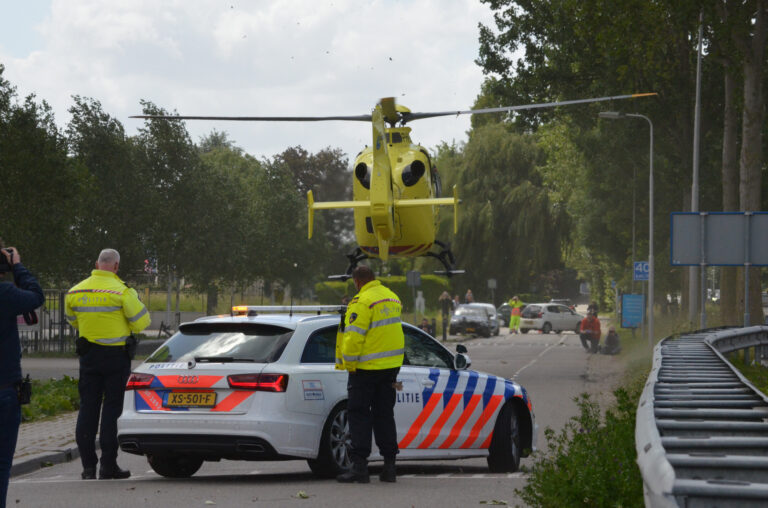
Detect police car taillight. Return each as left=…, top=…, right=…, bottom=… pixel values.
left=126, top=373, right=155, bottom=390
left=227, top=373, right=289, bottom=392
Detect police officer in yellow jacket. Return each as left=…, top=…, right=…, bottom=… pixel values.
left=335, top=265, right=404, bottom=484
left=65, top=249, right=150, bottom=480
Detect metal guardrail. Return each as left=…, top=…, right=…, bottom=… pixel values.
left=636, top=326, right=768, bottom=507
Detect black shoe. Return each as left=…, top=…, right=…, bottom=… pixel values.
left=99, top=466, right=131, bottom=480
left=379, top=461, right=396, bottom=483
left=336, top=462, right=370, bottom=483
left=81, top=467, right=96, bottom=480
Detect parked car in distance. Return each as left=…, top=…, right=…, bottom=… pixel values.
left=497, top=303, right=511, bottom=326
left=465, top=303, right=500, bottom=336
left=449, top=304, right=493, bottom=338
left=520, top=303, right=584, bottom=334
left=549, top=298, right=575, bottom=310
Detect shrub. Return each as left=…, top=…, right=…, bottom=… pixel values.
left=21, top=376, right=80, bottom=423
left=517, top=384, right=644, bottom=507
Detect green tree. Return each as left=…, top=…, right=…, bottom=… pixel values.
left=190, top=135, right=266, bottom=312
left=475, top=0, right=728, bottom=311
left=436, top=123, right=568, bottom=301
left=66, top=96, right=149, bottom=278
left=133, top=101, right=201, bottom=285
left=271, top=146, right=354, bottom=276
left=0, top=65, right=85, bottom=283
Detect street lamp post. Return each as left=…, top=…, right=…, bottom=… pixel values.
left=599, top=111, right=654, bottom=352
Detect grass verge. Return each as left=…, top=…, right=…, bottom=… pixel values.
left=727, top=350, right=768, bottom=394
left=515, top=314, right=693, bottom=507
left=21, top=376, right=79, bottom=423
left=516, top=380, right=645, bottom=507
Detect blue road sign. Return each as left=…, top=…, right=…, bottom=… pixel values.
left=633, top=261, right=649, bottom=281
left=621, top=294, right=644, bottom=328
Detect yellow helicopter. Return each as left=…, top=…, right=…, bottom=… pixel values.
left=133, top=93, right=655, bottom=278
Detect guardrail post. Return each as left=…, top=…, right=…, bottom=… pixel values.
left=745, top=346, right=751, bottom=365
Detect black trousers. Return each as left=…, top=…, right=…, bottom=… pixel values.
left=347, top=367, right=400, bottom=463
left=580, top=333, right=599, bottom=353
left=76, top=344, right=130, bottom=470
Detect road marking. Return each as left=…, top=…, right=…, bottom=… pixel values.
left=512, top=335, right=568, bottom=380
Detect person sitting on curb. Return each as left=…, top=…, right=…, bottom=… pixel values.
left=601, top=325, right=621, bottom=355
left=579, top=308, right=601, bottom=353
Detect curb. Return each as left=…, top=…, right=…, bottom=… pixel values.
left=10, top=446, right=81, bottom=478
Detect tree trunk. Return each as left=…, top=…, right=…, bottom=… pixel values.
left=206, top=284, right=218, bottom=315
left=738, top=0, right=767, bottom=325
left=720, top=66, right=740, bottom=324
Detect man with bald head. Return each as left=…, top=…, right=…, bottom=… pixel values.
left=66, top=249, right=150, bottom=480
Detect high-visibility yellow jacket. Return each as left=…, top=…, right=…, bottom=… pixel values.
left=65, top=269, right=151, bottom=346
left=508, top=298, right=525, bottom=316
left=335, top=280, right=404, bottom=372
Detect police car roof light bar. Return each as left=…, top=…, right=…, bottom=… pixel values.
left=231, top=305, right=347, bottom=317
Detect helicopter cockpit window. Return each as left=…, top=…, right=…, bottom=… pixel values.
left=355, top=163, right=371, bottom=190
left=388, top=132, right=403, bottom=144
left=401, top=160, right=425, bottom=187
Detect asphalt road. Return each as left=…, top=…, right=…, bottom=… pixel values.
left=10, top=329, right=623, bottom=508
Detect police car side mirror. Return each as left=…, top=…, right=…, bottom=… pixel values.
left=456, top=344, right=468, bottom=354
left=454, top=353, right=470, bottom=370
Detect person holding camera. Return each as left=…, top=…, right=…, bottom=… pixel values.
left=65, top=249, right=150, bottom=481
left=0, top=243, right=44, bottom=508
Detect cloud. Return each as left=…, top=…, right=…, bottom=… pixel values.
left=1, top=0, right=496, bottom=160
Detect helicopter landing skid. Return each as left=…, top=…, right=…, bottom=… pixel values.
left=327, top=247, right=369, bottom=281
left=427, top=241, right=464, bottom=277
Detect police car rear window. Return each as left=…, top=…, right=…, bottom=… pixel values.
left=146, top=323, right=293, bottom=364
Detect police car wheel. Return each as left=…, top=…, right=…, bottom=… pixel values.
left=574, top=324, right=581, bottom=334
left=307, top=402, right=352, bottom=478
left=520, top=328, right=529, bottom=334
left=487, top=401, right=522, bottom=473
left=147, top=454, right=203, bottom=478
left=542, top=322, right=552, bottom=334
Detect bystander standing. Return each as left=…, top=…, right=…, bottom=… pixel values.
left=65, top=248, right=151, bottom=480
left=0, top=242, right=44, bottom=508
left=335, top=266, right=404, bottom=483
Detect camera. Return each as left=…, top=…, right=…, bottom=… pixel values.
left=0, top=248, right=13, bottom=273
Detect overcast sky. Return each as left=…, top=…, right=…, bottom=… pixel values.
left=1, top=0, right=498, bottom=162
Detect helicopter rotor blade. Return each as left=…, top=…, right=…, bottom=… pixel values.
left=130, top=92, right=655, bottom=124
left=130, top=114, right=373, bottom=122
left=402, top=93, right=657, bottom=122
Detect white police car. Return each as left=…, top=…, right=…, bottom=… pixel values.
left=117, top=306, right=536, bottom=478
